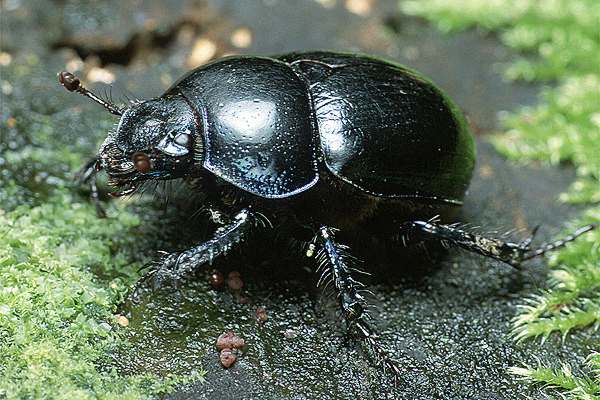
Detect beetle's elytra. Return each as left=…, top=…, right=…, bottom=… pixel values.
left=59, top=50, right=595, bottom=383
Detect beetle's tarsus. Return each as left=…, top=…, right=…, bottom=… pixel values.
left=314, top=226, right=404, bottom=384
left=355, top=315, right=404, bottom=386
left=397, top=220, right=596, bottom=267
left=520, top=223, right=596, bottom=263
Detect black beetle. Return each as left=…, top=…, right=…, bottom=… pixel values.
left=59, top=51, right=595, bottom=382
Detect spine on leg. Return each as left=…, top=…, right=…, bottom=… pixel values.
left=316, top=227, right=366, bottom=320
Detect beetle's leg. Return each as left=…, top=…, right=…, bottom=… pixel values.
left=314, top=226, right=403, bottom=384
left=77, top=156, right=106, bottom=218
left=145, top=208, right=263, bottom=287
left=397, top=219, right=596, bottom=267
left=87, top=169, right=106, bottom=218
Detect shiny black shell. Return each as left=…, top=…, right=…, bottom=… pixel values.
left=168, top=51, right=476, bottom=204
left=170, top=57, right=318, bottom=198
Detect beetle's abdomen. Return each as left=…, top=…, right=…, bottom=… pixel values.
left=170, top=56, right=318, bottom=198
left=280, top=51, right=476, bottom=204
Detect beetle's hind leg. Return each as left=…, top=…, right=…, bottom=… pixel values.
left=313, top=226, right=404, bottom=384
left=397, top=219, right=596, bottom=267
left=143, top=208, right=266, bottom=288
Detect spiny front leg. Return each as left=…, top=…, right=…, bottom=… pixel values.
left=147, top=208, right=264, bottom=287
left=314, top=226, right=403, bottom=384
left=398, top=219, right=596, bottom=267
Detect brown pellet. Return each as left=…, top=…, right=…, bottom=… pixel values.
left=219, top=348, right=237, bottom=368
left=216, top=331, right=245, bottom=351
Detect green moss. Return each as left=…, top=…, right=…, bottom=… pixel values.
left=402, top=0, right=600, bottom=398
left=0, top=193, right=199, bottom=399
left=494, top=75, right=600, bottom=204
left=402, top=0, right=600, bottom=81
left=509, top=358, right=599, bottom=400
left=511, top=209, right=600, bottom=343
left=0, top=58, right=202, bottom=399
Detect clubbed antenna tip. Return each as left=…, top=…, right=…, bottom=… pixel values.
left=58, top=71, right=81, bottom=92
left=57, top=71, right=124, bottom=116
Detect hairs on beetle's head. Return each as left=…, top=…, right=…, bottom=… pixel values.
left=58, top=71, right=125, bottom=116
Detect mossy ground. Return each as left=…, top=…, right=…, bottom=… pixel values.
left=403, top=0, right=600, bottom=398
left=0, top=59, right=198, bottom=399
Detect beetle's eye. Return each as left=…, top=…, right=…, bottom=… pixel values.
left=174, top=132, right=190, bottom=147
left=132, top=152, right=151, bottom=173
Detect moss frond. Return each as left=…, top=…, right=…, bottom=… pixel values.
left=509, top=363, right=599, bottom=400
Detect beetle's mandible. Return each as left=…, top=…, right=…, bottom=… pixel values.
left=59, top=51, right=596, bottom=384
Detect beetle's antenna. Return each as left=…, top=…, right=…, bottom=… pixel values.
left=58, top=71, right=124, bottom=116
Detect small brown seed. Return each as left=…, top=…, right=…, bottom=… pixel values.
left=216, top=331, right=245, bottom=350
left=219, top=348, right=237, bottom=368
left=115, top=314, right=129, bottom=327
left=228, top=276, right=244, bottom=290
left=228, top=271, right=241, bottom=279
left=256, top=306, right=268, bottom=323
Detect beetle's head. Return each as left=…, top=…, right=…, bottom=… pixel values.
left=98, top=96, right=202, bottom=195
left=58, top=71, right=204, bottom=196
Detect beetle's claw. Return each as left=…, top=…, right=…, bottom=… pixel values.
left=506, top=223, right=596, bottom=267
left=518, top=224, right=540, bottom=251
left=155, top=253, right=183, bottom=288
left=497, top=225, right=543, bottom=268
left=376, top=355, right=404, bottom=387
left=389, top=363, right=404, bottom=388
left=137, top=252, right=183, bottom=290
